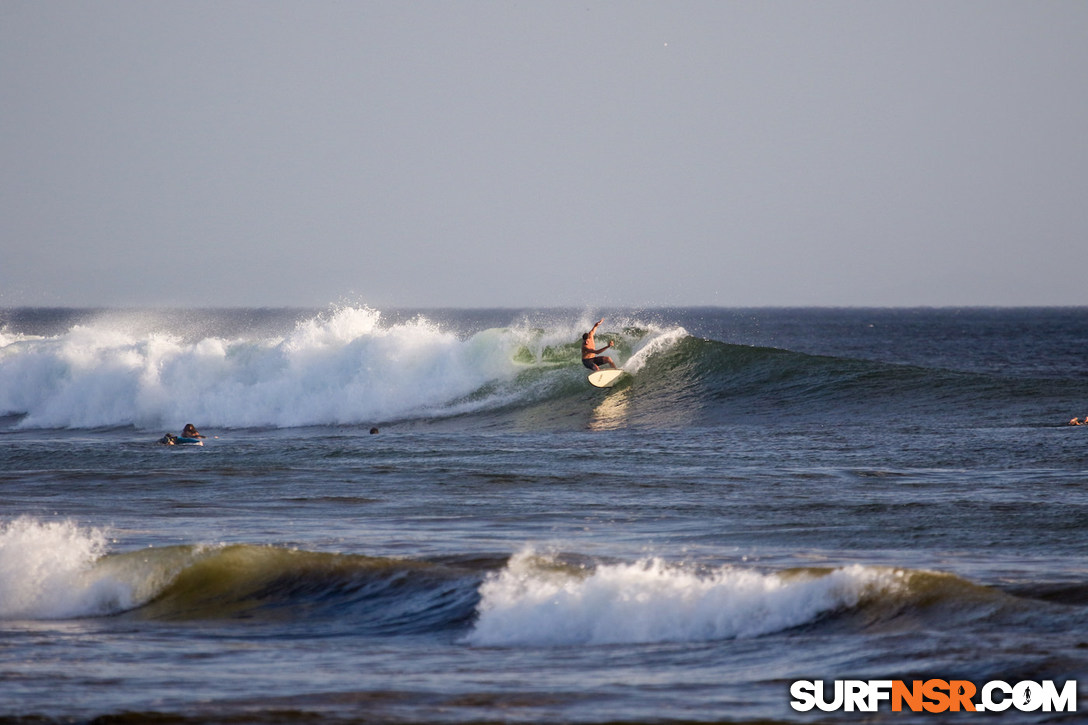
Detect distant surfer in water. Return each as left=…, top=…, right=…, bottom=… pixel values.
left=581, top=318, right=618, bottom=372
left=181, top=424, right=205, bottom=440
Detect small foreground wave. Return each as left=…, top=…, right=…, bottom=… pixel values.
left=0, top=518, right=481, bottom=633
left=1, top=520, right=1058, bottom=646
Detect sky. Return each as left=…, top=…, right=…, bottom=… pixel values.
left=2, top=1, right=1087, bottom=309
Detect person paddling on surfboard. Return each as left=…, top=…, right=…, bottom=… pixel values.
left=581, top=318, right=618, bottom=372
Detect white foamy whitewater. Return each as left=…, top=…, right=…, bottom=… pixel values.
left=466, top=549, right=903, bottom=647
left=0, top=517, right=128, bottom=619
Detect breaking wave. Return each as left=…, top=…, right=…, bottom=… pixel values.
left=0, top=307, right=686, bottom=429
left=2, top=305, right=1082, bottom=431
left=1, top=520, right=1047, bottom=649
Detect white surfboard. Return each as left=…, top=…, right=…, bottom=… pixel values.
left=588, top=369, right=626, bottom=388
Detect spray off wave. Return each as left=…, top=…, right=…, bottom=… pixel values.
left=0, top=517, right=128, bottom=619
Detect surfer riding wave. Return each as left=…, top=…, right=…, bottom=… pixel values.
left=582, top=319, right=618, bottom=372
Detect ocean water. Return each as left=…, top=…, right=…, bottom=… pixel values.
left=1, top=306, right=1086, bottom=723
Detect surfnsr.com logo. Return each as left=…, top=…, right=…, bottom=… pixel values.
left=790, top=679, right=1078, bottom=713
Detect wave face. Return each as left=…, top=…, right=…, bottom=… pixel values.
left=1, top=306, right=1082, bottom=430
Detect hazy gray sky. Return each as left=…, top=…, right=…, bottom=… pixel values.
left=3, top=1, right=1087, bottom=308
